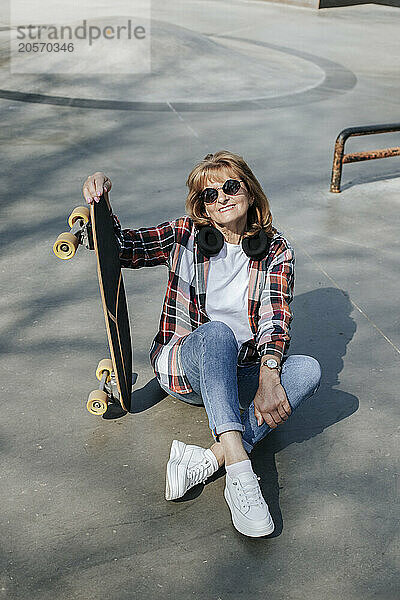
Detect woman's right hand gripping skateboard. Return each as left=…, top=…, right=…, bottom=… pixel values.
left=83, top=172, right=112, bottom=204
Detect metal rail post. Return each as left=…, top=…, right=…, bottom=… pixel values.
left=330, top=123, right=400, bottom=193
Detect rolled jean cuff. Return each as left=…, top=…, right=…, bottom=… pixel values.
left=242, top=439, right=254, bottom=454
left=212, top=422, right=245, bottom=442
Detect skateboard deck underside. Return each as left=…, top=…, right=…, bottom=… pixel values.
left=90, top=195, right=132, bottom=412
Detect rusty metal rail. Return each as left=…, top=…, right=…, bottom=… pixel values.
left=330, top=123, right=400, bottom=193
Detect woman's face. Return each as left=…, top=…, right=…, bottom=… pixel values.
left=202, top=171, right=252, bottom=232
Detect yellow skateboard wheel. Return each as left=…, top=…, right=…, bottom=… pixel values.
left=68, top=205, right=90, bottom=228
left=53, top=231, right=79, bottom=260
left=87, top=390, right=108, bottom=415
left=96, top=358, right=113, bottom=382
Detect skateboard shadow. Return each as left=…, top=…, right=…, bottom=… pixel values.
left=129, top=375, right=168, bottom=413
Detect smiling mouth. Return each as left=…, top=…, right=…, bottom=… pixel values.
left=219, top=204, right=235, bottom=212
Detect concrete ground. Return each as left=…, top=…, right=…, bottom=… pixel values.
left=1, top=1, right=399, bottom=598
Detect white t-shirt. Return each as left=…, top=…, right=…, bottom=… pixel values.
left=205, top=241, right=253, bottom=349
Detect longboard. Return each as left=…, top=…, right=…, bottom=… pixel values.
left=53, top=193, right=132, bottom=415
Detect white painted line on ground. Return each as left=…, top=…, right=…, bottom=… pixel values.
left=208, top=25, right=253, bottom=38
left=166, top=101, right=200, bottom=139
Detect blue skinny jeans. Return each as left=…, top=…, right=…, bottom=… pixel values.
left=162, top=321, right=322, bottom=453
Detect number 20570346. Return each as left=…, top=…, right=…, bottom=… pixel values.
left=18, top=42, right=75, bottom=52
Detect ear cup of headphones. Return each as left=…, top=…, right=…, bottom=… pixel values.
left=197, top=225, right=224, bottom=257
left=242, top=229, right=270, bottom=259
left=197, top=225, right=270, bottom=259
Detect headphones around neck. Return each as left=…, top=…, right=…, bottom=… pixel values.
left=197, top=225, right=271, bottom=259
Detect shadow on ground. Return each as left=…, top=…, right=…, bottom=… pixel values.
left=339, top=168, right=400, bottom=192
left=253, top=286, right=358, bottom=535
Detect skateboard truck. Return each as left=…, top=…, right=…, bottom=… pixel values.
left=86, top=360, right=138, bottom=418
left=101, top=372, right=138, bottom=420
left=86, top=358, right=122, bottom=416
left=53, top=206, right=94, bottom=260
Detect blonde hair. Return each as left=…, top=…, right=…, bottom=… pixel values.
left=185, top=150, right=273, bottom=237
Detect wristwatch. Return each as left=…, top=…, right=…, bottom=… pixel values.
left=261, top=357, right=281, bottom=373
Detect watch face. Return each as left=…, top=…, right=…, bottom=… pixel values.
left=266, top=358, right=278, bottom=368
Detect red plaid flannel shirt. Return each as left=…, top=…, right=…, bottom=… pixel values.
left=113, top=215, right=295, bottom=394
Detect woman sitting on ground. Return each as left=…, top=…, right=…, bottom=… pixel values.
left=83, top=150, right=321, bottom=538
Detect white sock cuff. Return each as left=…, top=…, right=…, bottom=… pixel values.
left=226, top=459, right=253, bottom=478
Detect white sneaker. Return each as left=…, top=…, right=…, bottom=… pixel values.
left=165, top=440, right=219, bottom=500
left=224, top=471, right=275, bottom=537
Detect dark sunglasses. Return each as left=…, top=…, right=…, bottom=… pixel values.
left=200, top=179, right=243, bottom=204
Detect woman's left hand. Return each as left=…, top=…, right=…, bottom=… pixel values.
left=253, top=377, right=291, bottom=428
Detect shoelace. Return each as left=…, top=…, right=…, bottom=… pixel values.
left=233, top=476, right=264, bottom=508
left=187, top=457, right=212, bottom=486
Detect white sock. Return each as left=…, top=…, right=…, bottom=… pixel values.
left=226, top=459, right=253, bottom=478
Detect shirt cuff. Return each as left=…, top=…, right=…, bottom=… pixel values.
left=258, top=341, right=285, bottom=360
